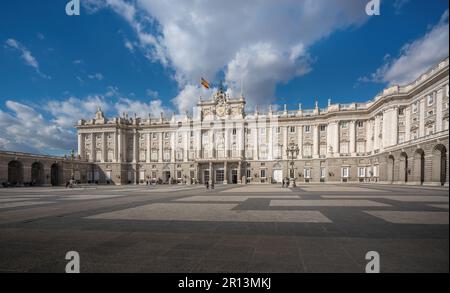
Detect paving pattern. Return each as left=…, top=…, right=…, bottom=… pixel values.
left=0, top=184, right=448, bottom=273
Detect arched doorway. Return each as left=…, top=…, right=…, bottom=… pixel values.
left=432, top=144, right=447, bottom=186
left=272, top=163, right=283, bottom=183
left=399, top=152, right=408, bottom=183
left=387, top=155, right=395, bottom=183
left=414, top=149, right=425, bottom=185
left=8, top=160, right=23, bottom=186
left=51, top=163, right=60, bottom=186
left=31, top=162, right=45, bottom=186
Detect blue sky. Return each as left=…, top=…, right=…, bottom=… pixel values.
left=0, top=0, right=448, bottom=155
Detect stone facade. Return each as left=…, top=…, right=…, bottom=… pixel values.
left=0, top=151, right=92, bottom=186
left=1, top=58, right=448, bottom=187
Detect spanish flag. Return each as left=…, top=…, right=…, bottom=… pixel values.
left=200, top=77, right=210, bottom=89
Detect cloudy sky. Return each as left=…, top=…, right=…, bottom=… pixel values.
left=0, top=0, right=448, bottom=155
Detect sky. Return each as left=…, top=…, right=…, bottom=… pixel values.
left=0, top=0, right=448, bottom=155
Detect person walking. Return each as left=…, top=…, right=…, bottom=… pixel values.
left=205, top=181, right=209, bottom=191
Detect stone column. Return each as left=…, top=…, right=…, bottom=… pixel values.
left=184, top=131, right=189, bottom=162
left=146, top=133, right=151, bottom=163
left=313, top=125, right=319, bottom=158
left=253, top=125, right=259, bottom=160
left=374, top=116, right=381, bottom=152
left=224, top=161, right=228, bottom=184
left=419, top=99, right=425, bottom=137
left=225, top=128, right=230, bottom=158
left=436, top=89, right=443, bottom=132
left=405, top=108, right=411, bottom=142
left=77, top=133, right=85, bottom=159
left=158, top=133, right=163, bottom=163
left=90, top=133, right=95, bottom=162
left=209, top=130, right=214, bottom=159
left=102, top=132, right=107, bottom=162
left=132, top=131, right=137, bottom=163
left=238, top=161, right=242, bottom=184
left=349, top=121, right=356, bottom=156
left=366, top=120, right=373, bottom=154
left=209, top=161, right=213, bottom=185
left=117, top=130, right=122, bottom=163
left=195, top=128, right=202, bottom=159
left=282, top=126, right=288, bottom=159
left=171, top=132, right=175, bottom=163
left=268, top=126, right=273, bottom=160
left=298, top=126, right=303, bottom=159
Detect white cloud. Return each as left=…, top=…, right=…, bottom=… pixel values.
left=46, top=95, right=110, bottom=128
left=0, top=101, right=75, bottom=154
left=361, top=10, right=449, bottom=85
left=114, top=97, right=171, bottom=117
left=89, top=0, right=368, bottom=112
left=88, top=73, right=104, bottom=81
left=172, top=84, right=215, bottom=114
left=4, top=38, right=50, bottom=79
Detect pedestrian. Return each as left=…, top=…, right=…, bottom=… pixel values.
left=205, top=181, right=209, bottom=191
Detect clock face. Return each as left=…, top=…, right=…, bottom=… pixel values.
left=216, top=106, right=226, bottom=117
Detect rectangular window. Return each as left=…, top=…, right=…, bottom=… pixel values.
left=357, top=121, right=364, bottom=128
left=232, top=128, right=237, bottom=135
left=260, top=169, right=266, bottom=178
left=303, top=145, right=312, bottom=157
left=320, top=125, right=326, bottom=132
left=412, top=102, right=418, bottom=114
left=320, top=168, right=326, bottom=178
left=304, top=168, right=311, bottom=179
left=341, top=122, right=348, bottom=128
left=177, top=171, right=182, bottom=179
left=356, top=141, right=365, bottom=154
left=427, top=95, right=434, bottom=106
left=341, top=167, right=350, bottom=178
left=289, top=126, right=295, bottom=133
left=304, top=125, right=311, bottom=133
left=276, top=127, right=281, bottom=134
left=340, top=142, right=349, bottom=154
left=358, top=167, right=365, bottom=178
left=152, top=171, right=157, bottom=179
left=373, top=165, right=379, bottom=177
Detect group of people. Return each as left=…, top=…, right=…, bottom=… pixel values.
left=281, top=177, right=290, bottom=188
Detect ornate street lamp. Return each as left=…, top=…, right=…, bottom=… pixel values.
left=286, top=142, right=299, bottom=187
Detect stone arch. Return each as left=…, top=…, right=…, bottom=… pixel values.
left=399, top=152, right=409, bottom=183
left=431, top=144, right=447, bottom=186
left=51, top=163, right=60, bottom=186
left=387, top=155, right=395, bottom=183
left=413, top=148, right=425, bottom=185
left=31, top=162, right=45, bottom=186
left=8, top=160, right=23, bottom=186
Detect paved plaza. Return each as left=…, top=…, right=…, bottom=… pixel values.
left=0, top=184, right=448, bottom=273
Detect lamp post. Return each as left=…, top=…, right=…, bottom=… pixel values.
left=286, top=142, right=299, bottom=187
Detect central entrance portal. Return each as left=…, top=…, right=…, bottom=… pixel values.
left=215, top=169, right=224, bottom=184
left=273, top=169, right=283, bottom=183
left=231, top=170, right=238, bottom=184
left=204, top=170, right=210, bottom=184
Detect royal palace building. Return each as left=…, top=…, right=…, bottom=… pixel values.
left=1, top=57, right=449, bottom=187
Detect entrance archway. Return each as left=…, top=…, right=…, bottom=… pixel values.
left=387, top=155, right=395, bottom=183
left=31, top=162, right=45, bottom=186
left=432, top=144, right=447, bottom=186
left=8, top=160, right=23, bottom=186
left=51, top=163, right=60, bottom=186
left=399, top=152, right=408, bottom=183
left=414, top=149, right=425, bottom=185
